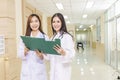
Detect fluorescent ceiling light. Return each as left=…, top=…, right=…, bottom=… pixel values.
left=81, top=72, right=84, bottom=75
left=86, top=1, right=94, bottom=8
left=82, top=14, right=87, bottom=18
left=79, top=25, right=83, bottom=28
left=56, top=3, right=64, bottom=10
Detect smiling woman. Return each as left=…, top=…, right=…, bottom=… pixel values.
left=48, top=13, right=75, bottom=80
left=18, top=14, right=49, bottom=80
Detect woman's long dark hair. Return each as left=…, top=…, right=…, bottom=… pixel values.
left=25, top=14, right=44, bottom=36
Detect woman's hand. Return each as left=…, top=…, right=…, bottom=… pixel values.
left=35, top=49, right=44, bottom=60
left=24, top=47, right=29, bottom=56
left=54, top=44, right=66, bottom=56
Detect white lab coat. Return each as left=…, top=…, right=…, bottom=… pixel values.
left=18, top=32, right=48, bottom=80
left=49, top=32, right=75, bottom=80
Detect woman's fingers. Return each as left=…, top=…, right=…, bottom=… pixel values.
left=53, top=44, right=65, bottom=55
left=24, top=47, right=29, bottom=56
left=56, top=44, right=60, bottom=48
left=35, top=49, right=44, bottom=59
left=35, top=49, right=41, bottom=54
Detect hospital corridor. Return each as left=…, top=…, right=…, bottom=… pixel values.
left=0, top=0, right=120, bottom=80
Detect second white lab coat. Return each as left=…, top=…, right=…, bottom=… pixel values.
left=18, top=32, right=48, bottom=80
left=49, top=32, right=75, bottom=80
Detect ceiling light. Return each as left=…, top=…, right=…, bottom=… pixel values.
left=56, top=3, right=64, bottom=10
left=79, top=25, right=83, bottom=28
left=82, top=14, right=87, bottom=18
left=81, top=72, right=84, bottom=75
left=77, top=62, right=80, bottom=64
left=86, top=1, right=94, bottom=8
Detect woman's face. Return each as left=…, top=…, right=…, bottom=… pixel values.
left=52, top=16, right=62, bottom=32
left=30, top=16, right=40, bottom=31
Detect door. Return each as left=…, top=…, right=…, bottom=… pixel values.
left=109, top=20, right=117, bottom=68
left=116, top=17, right=120, bottom=71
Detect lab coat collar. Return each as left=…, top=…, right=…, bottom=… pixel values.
left=30, top=31, right=44, bottom=38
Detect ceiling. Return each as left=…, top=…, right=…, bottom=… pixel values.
left=27, top=0, right=117, bottom=27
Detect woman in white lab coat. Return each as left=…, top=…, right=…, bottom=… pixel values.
left=49, top=13, right=75, bottom=80
left=18, top=14, right=48, bottom=80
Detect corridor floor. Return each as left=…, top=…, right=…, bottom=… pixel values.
left=71, top=47, right=119, bottom=80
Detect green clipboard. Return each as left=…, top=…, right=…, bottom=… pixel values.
left=20, top=36, right=61, bottom=55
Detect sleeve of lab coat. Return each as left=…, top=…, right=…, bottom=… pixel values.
left=17, top=37, right=27, bottom=60
left=61, top=34, right=75, bottom=63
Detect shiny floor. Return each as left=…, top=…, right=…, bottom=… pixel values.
left=71, top=47, right=119, bottom=80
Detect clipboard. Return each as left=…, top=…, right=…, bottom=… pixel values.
left=20, top=36, right=61, bottom=55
